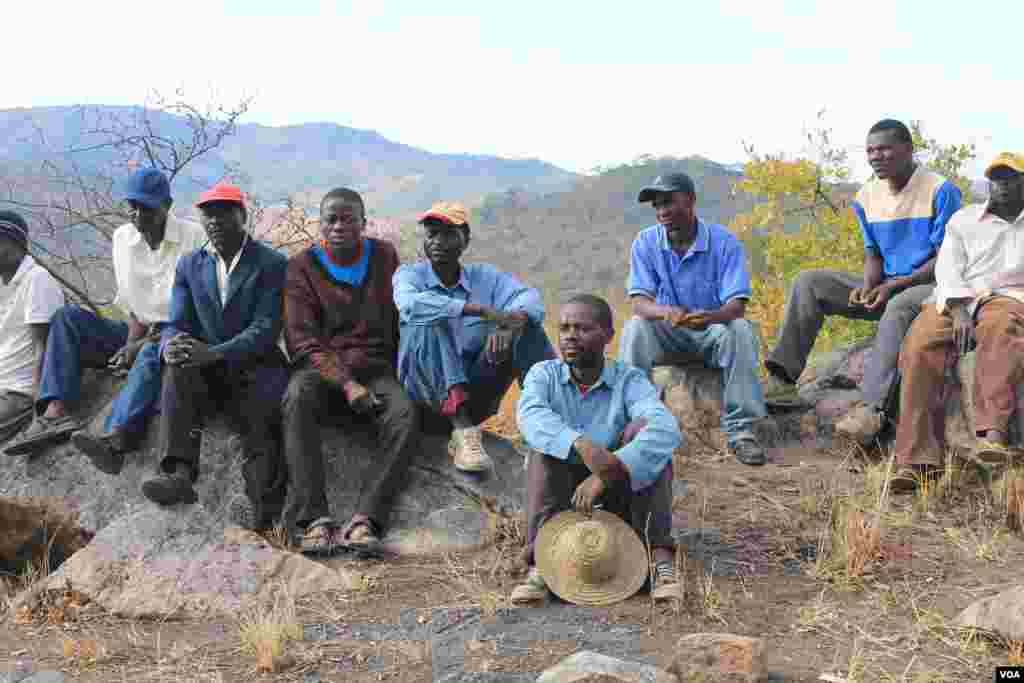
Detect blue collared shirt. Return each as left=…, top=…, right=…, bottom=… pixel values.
left=393, top=261, right=544, bottom=353
left=516, top=359, right=683, bottom=492
left=627, top=219, right=751, bottom=310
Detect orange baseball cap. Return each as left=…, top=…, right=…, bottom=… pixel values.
left=985, top=153, right=1024, bottom=179
left=418, top=201, right=469, bottom=227
left=196, top=182, right=246, bottom=208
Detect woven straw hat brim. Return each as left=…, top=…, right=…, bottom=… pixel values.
left=535, top=510, right=648, bottom=607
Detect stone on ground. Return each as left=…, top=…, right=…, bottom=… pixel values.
left=954, top=585, right=1024, bottom=642
left=536, top=650, right=676, bottom=682
left=667, top=633, right=767, bottom=682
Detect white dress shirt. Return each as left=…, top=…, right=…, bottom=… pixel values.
left=0, top=256, right=65, bottom=393
left=112, top=214, right=207, bottom=324
left=933, top=203, right=1024, bottom=315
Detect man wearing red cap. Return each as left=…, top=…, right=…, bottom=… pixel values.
left=140, top=182, right=289, bottom=527
left=281, top=187, right=417, bottom=554
left=891, top=153, right=1024, bottom=492
left=393, top=202, right=555, bottom=472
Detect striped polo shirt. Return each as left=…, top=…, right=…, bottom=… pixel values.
left=852, top=165, right=962, bottom=278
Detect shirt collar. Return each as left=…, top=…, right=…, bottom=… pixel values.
left=206, top=231, right=251, bottom=264
left=978, top=202, right=1024, bottom=224
left=657, top=218, right=708, bottom=254
left=557, top=360, right=618, bottom=390
left=885, top=164, right=922, bottom=198
left=124, top=214, right=183, bottom=248
left=6, top=255, right=34, bottom=286
left=424, top=262, right=471, bottom=293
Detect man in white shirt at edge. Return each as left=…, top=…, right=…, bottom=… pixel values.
left=5, top=168, right=206, bottom=470
left=892, top=153, right=1024, bottom=493
left=0, top=210, right=64, bottom=444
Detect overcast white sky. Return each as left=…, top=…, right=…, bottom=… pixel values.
left=8, top=1, right=1018, bottom=179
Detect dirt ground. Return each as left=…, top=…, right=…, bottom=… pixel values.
left=2, top=438, right=1023, bottom=682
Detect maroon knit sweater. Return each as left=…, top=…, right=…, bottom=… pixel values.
left=283, top=238, right=400, bottom=386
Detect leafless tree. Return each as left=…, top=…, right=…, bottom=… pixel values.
left=0, top=91, right=251, bottom=314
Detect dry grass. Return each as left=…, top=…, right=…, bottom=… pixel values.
left=237, top=582, right=302, bottom=673
left=993, top=466, right=1024, bottom=531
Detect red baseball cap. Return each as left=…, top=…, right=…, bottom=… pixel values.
left=196, top=182, right=246, bottom=208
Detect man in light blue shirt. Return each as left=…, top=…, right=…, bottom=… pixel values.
left=393, top=201, right=555, bottom=473
left=618, top=172, right=768, bottom=466
left=512, top=294, right=683, bottom=605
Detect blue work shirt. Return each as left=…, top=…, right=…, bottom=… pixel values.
left=516, top=359, right=683, bottom=492
left=627, top=219, right=752, bottom=311
left=393, top=261, right=545, bottom=356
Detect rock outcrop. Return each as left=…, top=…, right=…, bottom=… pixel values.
left=954, top=585, right=1024, bottom=642
left=536, top=650, right=677, bottom=682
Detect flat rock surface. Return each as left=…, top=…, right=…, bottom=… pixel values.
left=954, top=585, right=1024, bottom=642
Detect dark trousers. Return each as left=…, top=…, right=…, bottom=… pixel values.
left=281, top=368, right=418, bottom=530
left=524, top=449, right=675, bottom=567
left=765, top=269, right=932, bottom=407
left=157, top=361, right=289, bottom=527
left=0, top=391, right=33, bottom=444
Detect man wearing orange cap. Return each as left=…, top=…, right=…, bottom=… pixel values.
left=393, top=202, right=555, bottom=472
left=141, top=182, right=289, bottom=526
left=892, top=153, right=1024, bottom=492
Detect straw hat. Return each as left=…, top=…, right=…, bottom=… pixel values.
left=535, top=510, right=648, bottom=606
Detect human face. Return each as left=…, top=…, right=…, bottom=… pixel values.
left=198, top=201, right=245, bottom=254
left=0, top=237, right=24, bottom=271
left=988, top=167, right=1024, bottom=207
left=866, top=130, right=914, bottom=181
left=320, top=197, right=365, bottom=254
left=558, top=303, right=611, bottom=367
left=423, top=220, right=467, bottom=267
left=128, top=200, right=169, bottom=246
left=652, top=192, right=696, bottom=238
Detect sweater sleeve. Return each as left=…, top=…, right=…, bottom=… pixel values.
left=283, top=255, right=350, bottom=387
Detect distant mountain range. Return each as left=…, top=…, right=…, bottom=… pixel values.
left=0, top=105, right=577, bottom=215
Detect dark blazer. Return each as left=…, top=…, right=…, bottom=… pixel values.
left=159, top=238, right=288, bottom=372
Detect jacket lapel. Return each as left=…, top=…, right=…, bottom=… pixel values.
left=224, top=240, right=259, bottom=310
left=201, top=250, right=222, bottom=312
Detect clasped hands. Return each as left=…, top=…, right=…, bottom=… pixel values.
left=342, top=379, right=384, bottom=416
left=848, top=283, right=894, bottom=311
left=162, top=332, right=223, bottom=368
left=569, top=437, right=611, bottom=516
left=108, top=327, right=161, bottom=376
left=662, top=306, right=714, bottom=330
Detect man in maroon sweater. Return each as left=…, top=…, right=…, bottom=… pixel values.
left=281, top=187, right=417, bottom=555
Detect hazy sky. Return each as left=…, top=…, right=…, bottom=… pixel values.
left=9, top=1, right=1019, bottom=179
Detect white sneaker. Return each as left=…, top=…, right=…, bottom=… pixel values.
left=449, top=426, right=493, bottom=472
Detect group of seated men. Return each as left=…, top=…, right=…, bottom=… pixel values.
left=0, top=117, right=1021, bottom=604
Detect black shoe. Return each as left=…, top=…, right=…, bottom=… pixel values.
left=730, top=437, right=766, bottom=466
left=141, top=469, right=197, bottom=506
left=72, top=430, right=129, bottom=475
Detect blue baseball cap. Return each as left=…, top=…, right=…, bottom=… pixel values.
left=123, top=168, right=171, bottom=209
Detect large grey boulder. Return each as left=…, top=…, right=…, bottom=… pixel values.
left=536, top=651, right=676, bottom=682
left=954, top=585, right=1024, bottom=641
left=2, top=370, right=528, bottom=616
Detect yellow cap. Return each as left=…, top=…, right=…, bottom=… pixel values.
left=985, top=153, right=1024, bottom=179
left=418, top=201, right=469, bottom=227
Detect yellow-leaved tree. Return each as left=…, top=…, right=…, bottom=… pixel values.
left=730, top=113, right=976, bottom=374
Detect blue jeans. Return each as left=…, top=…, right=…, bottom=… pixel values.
left=38, top=304, right=164, bottom=435
left=618, top=316, right=767, bottom=443
left=398, top=319, right=556, bottom=423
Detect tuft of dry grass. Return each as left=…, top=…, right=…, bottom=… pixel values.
left=237, top=582, right=302, bottom=673
left=993, top=466, right=1024, bottom=532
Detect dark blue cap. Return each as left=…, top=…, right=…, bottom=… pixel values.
left=123, top=167, right=171, bottom=209
left=0, top=209, right=28, bottom=248
left=637, top=172, right=696, bottom=202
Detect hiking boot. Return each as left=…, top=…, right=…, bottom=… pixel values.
left=72, top=429, right=139, bottom=476
left=4, top=414, right=83, bottom=456
left=729, top=436, right=766, bottom=466
left=449, top=426, right=493, bottom=472
left=141, top=467, right=197, bottom=506
left=510, top=566, right=550, bottom=605
left=651, top=560, right=683, bottom=602
left=890, top=465, right=941, bottom=495
left=763, top=373, right=805, bottom=410
left=835, top=403, right=885, bottom=446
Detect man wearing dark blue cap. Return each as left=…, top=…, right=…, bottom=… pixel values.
left=5, top=168, right=206, bottom=462
left=618, top=172, right=769, bottom=465
left=0, top=210, right=64, bottom=444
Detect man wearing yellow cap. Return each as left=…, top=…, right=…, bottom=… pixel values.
left=393, top=202, right=555, bottom=472
left=892, top=153, right=1024, bottom=492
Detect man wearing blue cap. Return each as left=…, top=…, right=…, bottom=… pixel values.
left=0, top=210, right=64, bottom=444
left=618, top=171, right=769, bottom=465
left=5, top=168, right=206, bottom=463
